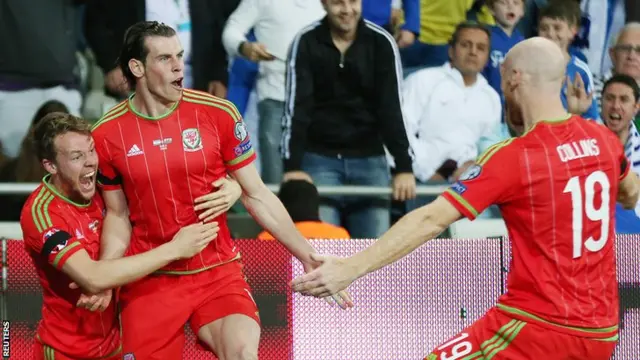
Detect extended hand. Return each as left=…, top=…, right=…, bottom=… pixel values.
left=565, top=74, right=593, bottom=115
left=293, top=253, right=356, bottom=307
left=69, top=283, right=112, bottom=312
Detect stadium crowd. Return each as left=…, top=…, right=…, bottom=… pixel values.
left=1, top=0, right=640, bottom=237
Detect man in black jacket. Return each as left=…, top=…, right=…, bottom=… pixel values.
left=281, top=0, right=416, bottom=239
left=84, top=0, right=236, bottom=99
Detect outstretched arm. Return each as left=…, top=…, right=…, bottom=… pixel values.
left=231, top=163, right=354, bottom=308
left=292, top=196, right=462, bottom=297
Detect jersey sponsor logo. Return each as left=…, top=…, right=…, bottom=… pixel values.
left=182, top=128, right=203, bottom=152
left=233, top=139, right=253, bottom=157
left=458, top=165, right=482, bottom=181
left=451, top=182, right=467, bottom=195
left=152, top=137, right=173, bottom=150
left=127, top=144, right=144, bottom=157
left=88, top=220, right=99, bottom=234
left=234, top=121, right=248, bottom=141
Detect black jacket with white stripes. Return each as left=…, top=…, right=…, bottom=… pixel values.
left=281, top=17, right=413, bottom=173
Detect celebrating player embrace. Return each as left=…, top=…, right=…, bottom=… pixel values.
left=292, top=37, right=640, bottom=360
left=90, top=21, right=352, bottom=360
left=20, top=112, right=221, bottom=360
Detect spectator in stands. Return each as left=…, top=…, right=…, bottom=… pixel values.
left=402, top=22, right=501, bottom=211
left=0, top=1, right=83, bottom=159
left=577, top=0, right=626, bottom=78
left=400, top=0, right=496, bottom=73
left=595, top=23, right=640, bottom=127
left=84, top=0, right=234, bottom=100
left=483, top=0, right=525, bottom=98
left=282, top=0, right=416, bottom=239
left=480, top=0, right=525, bottom=151
left=0, top=101, right=67, bottom=221
left=258, top=180, right=350, bottom=240
left=538, top=1, right=600, bottom=120
left=519, top=0, right=593, bottom=64
left=601, top=74, right=640, bottom=215
left=362, top=0, right=419, bottom=48
left=222, top=0, right=325, bottom=185
left=227, top=31, right=261, bottom=175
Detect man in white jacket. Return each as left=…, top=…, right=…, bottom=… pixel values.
left=402, top=22, right=502, bottom=211
left=222, top=0, right=325, bottom=184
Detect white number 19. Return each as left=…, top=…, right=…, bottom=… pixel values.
left=563, top=171, right=610, bottom=259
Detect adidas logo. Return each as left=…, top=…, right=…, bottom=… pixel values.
left=127, top=144, right=143, bottom=157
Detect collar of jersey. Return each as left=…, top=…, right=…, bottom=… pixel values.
left=524, top=113, right=572, bottom=135
left=42, top=174, right=91, bottom=208
left=128, top=93, right=180, bottom=120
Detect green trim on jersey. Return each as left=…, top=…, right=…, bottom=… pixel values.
left=476, top=138, right=515, bottom=166
left=127, top=93, right=180, bottom=120
left=31, top=186, right=52, bottom=232
left=445, top=188, right=479, bottom=217
left=153, top=253, right=241, bottom=275
left=226, top=150, right=255, bottom=166
left=522, top=113, right=573, bottom=136
left=182, top=89, right=242, bottom=122
left=497, top=304, right=619, bottom=340
left=91, top=100, right=129, bottom=131
left=52, top=242, right=81, bottom=268
left=42, top=174, right=91, bottom=208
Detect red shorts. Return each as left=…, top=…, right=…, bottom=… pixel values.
left=425, top=308, right=616, bottom=360
left=32, top=341, right=121, bottom=360
left=119, top=260, right=260, bottom=360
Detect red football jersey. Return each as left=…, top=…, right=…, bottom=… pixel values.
left=443, top=116, right=629, bottom=339
left=20, top=177, right=120, bottom=358
left=91, top=89, right=256, bottom=274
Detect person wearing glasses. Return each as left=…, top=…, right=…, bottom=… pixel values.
left=594, top=22, right=640, bottom=127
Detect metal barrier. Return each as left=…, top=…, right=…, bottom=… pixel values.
left=0, top=183, right=449, bottom=196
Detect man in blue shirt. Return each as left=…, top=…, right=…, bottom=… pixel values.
left=362, top=0, right=420, bottom=47
left=483, top=0, right=525, bottom=98
left=538, top=1, right=600, bottom=120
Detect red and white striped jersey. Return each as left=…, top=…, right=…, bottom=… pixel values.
left=443, top=115, right=629, bottom=340
left=92, top=89, right=256, bottom=274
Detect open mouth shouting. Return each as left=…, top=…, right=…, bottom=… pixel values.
left=79, top=170, right=96, bottom=192
left=171, top=77, right=184, bottom=90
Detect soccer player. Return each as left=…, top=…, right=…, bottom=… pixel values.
left=291, top=37, right=640, bottom=360
left=21, top=112, right=221, bottom=360
left=91, top=21, right=352, bottom=360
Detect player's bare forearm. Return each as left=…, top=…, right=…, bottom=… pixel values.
left=71, top=244, right=176, bottom=294
left=349, top=197, right=460, bottom=278
left=241, top=188, right=316, bottom=264
left=232, top=164, right=316, bottom=264
left=100, top=211, right=132, bottom=260
left=100, top=189, right=132, bottom=260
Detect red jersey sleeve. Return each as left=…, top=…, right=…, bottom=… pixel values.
left=23, top=212, right=84, bottom=271
left=442, top=140, right=520, bottom=220
left=217, top=103, right=257, bottom=172
left=93, top=130, right=123, bottom=191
